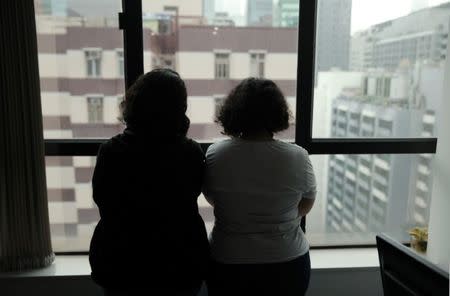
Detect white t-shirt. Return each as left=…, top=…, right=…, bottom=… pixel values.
left=203, top=138, right=317, bottom=264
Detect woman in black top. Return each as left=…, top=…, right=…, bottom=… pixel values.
left=89, top=69, right=209, bottom=296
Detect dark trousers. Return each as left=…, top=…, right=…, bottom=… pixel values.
left=207, top=252, right=311, bottom=296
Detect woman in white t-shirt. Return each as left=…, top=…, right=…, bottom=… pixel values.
left=203, top=78, right=317, bottom=296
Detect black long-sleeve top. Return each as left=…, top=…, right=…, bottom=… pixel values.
left=89, top=129, right=209, bottom=291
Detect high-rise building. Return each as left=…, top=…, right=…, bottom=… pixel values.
left=203, top=0, right=216, bottom=24
left=35, top=12, right=300, bottom=249
left=247, top=0, right=273, bottom=26
left=349, top=3, right=450, bottom=71
left=35, top=0, right=68, bottom=16
left=315, top=0, right=352, bottom=81
left=325, top=63, right=444, bottom=237
left=273, top=0, right=299, bottom=28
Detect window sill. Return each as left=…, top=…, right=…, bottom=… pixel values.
left=0, top=248, right=379, bottom=279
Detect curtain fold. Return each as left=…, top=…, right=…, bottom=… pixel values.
left=0, top=0, right=54, bottom=271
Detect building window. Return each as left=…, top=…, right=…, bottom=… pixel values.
left=87, top=96, right=103, bottom=123
left=362, top=77, right=369, bottom=95
left=215, top=53, right=230, bottom=79
left=214, top=97, right=225, bottom=118
left=117, top=50, right=124, bottom=77
left=375, top=78, right=383, bottom=96
left=250, top=52, right=265, bottom=78
left=85, top=49, right=102, bottom=77
left=383, top=77, right=391, bottom=97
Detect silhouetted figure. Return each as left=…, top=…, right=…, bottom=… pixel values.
left=89, top=69, right=209, bottom=296
left=203, top=78, right=317, bottom=296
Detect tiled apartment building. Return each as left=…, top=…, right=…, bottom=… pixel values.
left=36, top=14, right=299, bottom=250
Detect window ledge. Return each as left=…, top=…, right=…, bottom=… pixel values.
left=0, top=248, right=379, bottom=278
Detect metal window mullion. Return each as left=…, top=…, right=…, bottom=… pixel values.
left=296, top=0, right=317, bottom=149
left=121, top=0, right=143, bottom=89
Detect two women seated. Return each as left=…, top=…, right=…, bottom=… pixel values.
left=89, top=69, right=316, bottom=296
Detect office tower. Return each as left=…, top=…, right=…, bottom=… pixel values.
left=349, top=4, right=450, bottom=71
left=203, top=0, right=216, bottom=24
left=36, top=13, right=300, bottom=248
left=315, top=0, right=352, bottom=82
left=325, top=63, right=444, bottom=237
left=273, top=0, right=299, bottom=28
left=247, top=0, right=273, bottom=26
left=35, top=0, right=68, bottom=16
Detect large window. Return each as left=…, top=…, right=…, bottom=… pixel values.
left=141, top=0, right=299, bottom=142
left=46, top=156, right=98, bottom=252
left=313, top=0, right=448, bottom=139
left=305, top=153, right=435, bottom=246
left=35, top=0, right=124, bottom=140
left=41, top=0, right=445, bottom=252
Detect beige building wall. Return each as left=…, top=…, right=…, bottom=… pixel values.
left=265, top=53, right=297, bottom=80
left=75, top=184, right=94, bottom=209
left=230, top=53, right=250, bottom=79
left=41, top=92, right=72, bottom=116
left=46, top=167, right=75, bottom=188
left=71, top=96, right=90, bottom=123
left=101, top=51, right=120, bottom=79
left=43, top=130, right=73, bottom=138
left=48, top=202, right=78, bottom=224
left=187, top=97, right=215, bottom=123
left=177, top=52, right=215, bottom=79
left=142, top=0, right=202, bottom=16
left=66, top=50, right=87, bottom=78
left=38, top=54, right=68, bottom=77
left=104, top=96, right=121, bottom=124
left=178, top=52, right=298, bottom=80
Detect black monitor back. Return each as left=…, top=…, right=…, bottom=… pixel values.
left=376, top=234, right=449, bottom=296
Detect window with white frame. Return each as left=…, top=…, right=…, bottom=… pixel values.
left=117, top=50, right=124, bottom=77
left=250, top=52, right=265, bottom=78
left=87, top=96, right=104, bottom=123
left=215, top=53, right=230, bottom=79
left=85, top=49, right=102, bottom=77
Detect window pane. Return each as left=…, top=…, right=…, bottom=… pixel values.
left=313, top=0, right=449, bottom=138
left=307, top=154, right=435, bottom=246
left=46, top=156, right=98, bottom=252
left=142, top=0, right=299, bottom=142
left=35, top=0, right=124, bottom=139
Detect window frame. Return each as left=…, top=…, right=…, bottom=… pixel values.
left=43, top=0, right=437, bottom=252
left=214, top=50, right=231, bottom=79
left=249, top=50, right=266, bottom=78
left=86, top=95, right=104, bottom=123
left=116, top=48, right=124, bottom=78
left=83, top=48, right=102, bottom=78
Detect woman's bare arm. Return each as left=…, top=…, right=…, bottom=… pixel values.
left=298, top=192, right=316, bottom=217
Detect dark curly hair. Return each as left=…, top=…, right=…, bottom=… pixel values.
left=119, top=68, right=189, bottom=137
left=217, top=78, right=291, bottom=137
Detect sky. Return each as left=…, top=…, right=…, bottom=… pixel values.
left=214, top=0, right=450, bottom=32
left=351, top=0, right=450, bottom=33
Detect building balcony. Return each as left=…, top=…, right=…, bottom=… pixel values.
left=416, top=180, right=429, bottom=192
left=418, top=164, right=431, bottom=175
left=332, top=198, right=343, bottom=210
left=372, top=187, right=388, bottom=203
left=374, top=157, right=390, bottom=171
left=415, top=196, right=428, bottom=209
